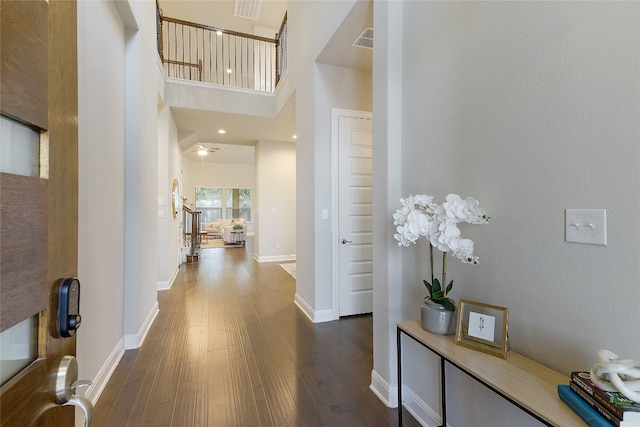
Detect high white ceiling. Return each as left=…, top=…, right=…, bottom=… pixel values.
left=159, top=0, right=372, bottom=163
left=159, top=0, right=288, bottom=36
left=183, top=143, right=255, bottom=165
left=316, top=0, right=373, bottom=71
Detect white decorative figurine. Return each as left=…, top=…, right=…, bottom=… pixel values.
left=590, top=349, right=640, bottom=403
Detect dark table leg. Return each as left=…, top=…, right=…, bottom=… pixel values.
left=441, top=356, right=446, bottom=427
left=397, top=327, right=403, bottom=426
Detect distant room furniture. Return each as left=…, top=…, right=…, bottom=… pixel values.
left=226, top=229, right=245, bottom=246
left=202, top=218, right=247, bottom=240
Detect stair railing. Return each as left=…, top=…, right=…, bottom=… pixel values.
left=157, top=3, right=287, bottom=93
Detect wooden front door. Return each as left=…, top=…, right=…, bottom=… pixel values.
left=1, top=0, right=79, bottom=425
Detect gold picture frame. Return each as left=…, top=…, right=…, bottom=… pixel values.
left=455, top=299, right=509, bottom=359
left=171, top=178, right=180, bottom=218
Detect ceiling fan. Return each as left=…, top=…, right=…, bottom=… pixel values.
left=193, top=144, right=219, bottom=156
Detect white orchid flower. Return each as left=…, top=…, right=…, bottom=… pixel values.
left=413, top=194, right=436, bottom=211
left=392, top=193, right=488, bottom=310
left=393, top=193, right=488, bottom=262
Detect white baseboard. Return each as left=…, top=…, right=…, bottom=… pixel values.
left=254, top=254, right=296, bottom=263
left=369, top=369, right=438, bottom=427
left=293, top=293, right=338, bottom=323
left=370, top=369, right=398, bottom=407
left=157, top=265, right=179, bottom=291
left=401, top=384, right=440, bottom=427
left=294, top=293, right=314, bottom=321
left=313, top=308, right=337, bottom=323
left=84, top=338, right=125, bottom=405
left=123, top=301, right=159, bottom=350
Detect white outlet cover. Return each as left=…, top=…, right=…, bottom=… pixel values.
left=565, top=209, right=607, bottom=246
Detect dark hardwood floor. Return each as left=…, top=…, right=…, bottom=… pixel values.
left=93, top=239, right=420, bottom=426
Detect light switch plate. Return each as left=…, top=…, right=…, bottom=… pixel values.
left=565, top=209, right=607, bottom=245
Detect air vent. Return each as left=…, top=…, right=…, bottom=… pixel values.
left=353, top=27, right=373, bottom=50
left=235, top=0, right=262, bottom=20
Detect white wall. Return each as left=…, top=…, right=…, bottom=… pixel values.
left=166, top=80, right=278, bottom=118
left=157, top=102, right=169, bottom=286
left=182, top=160, right=255, bottom=202
left=374, top=2, right=640, bottom=425
left=182, top=159, right=255, bottom=205
left=289, top=0, right=373, bottom=320
left=77, top=0, right=126, bottom=404
left=122, top=0, right=160, bottom=350
left=371, top=0, right=405, bottom=407
left=157, top=103, right=182, bottom=290
left=290, top=0, right=355, bottom=316
left=76, top=1, right=162, bottom=415
left=314, top=64, right=372, bottom=312
left=255, top=140, right=296, bottom=262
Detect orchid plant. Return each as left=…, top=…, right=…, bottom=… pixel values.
left=392, top=194, right=489, bottom=311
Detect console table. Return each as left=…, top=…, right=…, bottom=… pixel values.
left=397, top=320, right=585, bottom=426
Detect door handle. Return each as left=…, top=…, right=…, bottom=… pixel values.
left=341, top=239, right=353, bottom=244
left=55, top=355, right=93, bottom=427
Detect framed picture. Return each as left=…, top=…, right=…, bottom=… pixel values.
left=455, top=299, right=509, bottom=358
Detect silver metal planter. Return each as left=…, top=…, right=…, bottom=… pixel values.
left=420, top=298, right=456, bottom=335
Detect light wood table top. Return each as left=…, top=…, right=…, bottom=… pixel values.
left=398, top=320, right=586, bottom=426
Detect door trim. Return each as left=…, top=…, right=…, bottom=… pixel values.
left=330, top=108, right=372, bottom=320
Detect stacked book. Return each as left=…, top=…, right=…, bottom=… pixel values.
left=558, top=371, right=640, bottom=427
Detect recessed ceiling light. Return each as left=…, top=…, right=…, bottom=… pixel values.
left=292, top=134, right=297, bottom=139
left=218, top=129, right=226, bottom=134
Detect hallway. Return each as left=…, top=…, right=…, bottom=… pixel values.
left=93, top=240, right=420, bottom=426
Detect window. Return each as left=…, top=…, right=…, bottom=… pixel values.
left=195, top=187, right=222, bottom=222
left=195, top=187, right=251, bottom=222
left=0, top=315, right=38, bottom=386
left=226, top=187, right=251, bottom=220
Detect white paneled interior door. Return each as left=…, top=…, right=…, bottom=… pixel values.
left=337, top=112, right=373, bottom=316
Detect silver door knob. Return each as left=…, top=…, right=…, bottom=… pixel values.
left=56, top=355, right=93, bottom=427
left=341, top=239, right=353, bottom=244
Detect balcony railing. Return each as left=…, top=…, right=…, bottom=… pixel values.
left=156, top=3, right=287, bottom=93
